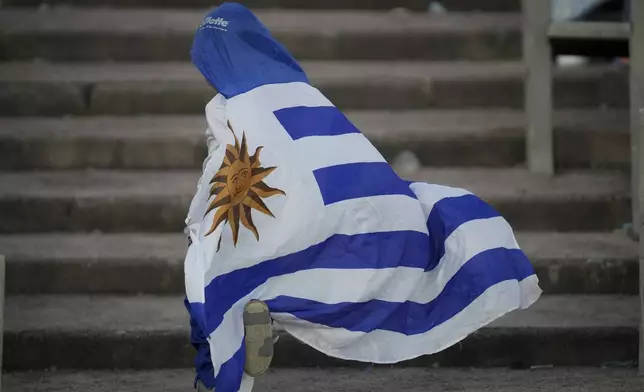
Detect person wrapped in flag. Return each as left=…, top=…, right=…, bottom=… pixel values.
left=184, top=3, right=542, bottom=392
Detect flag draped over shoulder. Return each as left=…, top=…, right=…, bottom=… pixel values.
left=186, top=4, right=542, bottom=392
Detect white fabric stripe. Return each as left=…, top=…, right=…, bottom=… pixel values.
left=202, top=194, right=428, bottom=284
left=210, top=298, right=246, bottom=375
left=260, top=267, right=423, bottom=305
left=273, top=276, right=541, bottom=364
left=184, top=244, right=206, bottom=304
left=228, top=82, right=332, bottom=113
left=410, top=182, right=473, bottom=221
left=207, top=216, right=522, bottom=372
left=330, top=194, right=428, bottom=235
left=239, top=374, right=254, bottom=392
left=293, top=133, right=386, bottom=172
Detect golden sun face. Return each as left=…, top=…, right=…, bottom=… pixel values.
left=204, top=120, right=285, bottom=248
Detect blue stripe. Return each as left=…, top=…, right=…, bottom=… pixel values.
left=265, top=248, right=535, bottom=335
left=215, top=342, right=245, bottom=392
left=184, top=301, right=215, bottom=389
left=426, top=195, right=500, bottom=271
left=204, top=230, right=430, bottom=335
left=274, top=106, right=360, bottom=140
left=314, top=162, right=416, bottom=205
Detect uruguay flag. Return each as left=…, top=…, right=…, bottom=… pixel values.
left=185, top=4, right=542, bottom=392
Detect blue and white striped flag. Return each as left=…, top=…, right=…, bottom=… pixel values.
left=185, top=4, right=541, bottom=392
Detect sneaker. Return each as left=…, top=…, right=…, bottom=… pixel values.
left=196, top=380, right=213, bottom=392
left=243, top=299, right=274, bottom=377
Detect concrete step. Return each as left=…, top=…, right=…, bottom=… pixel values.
left=0, top=232, right=637, bottom=295
left=4, top=294, right=639, bottom=370
left=1, top=0, right=520, bottom=12
left=0, top=110, right=630, bottom=171
left=0, top=169, right=630, bottom=233
left=0, top=62, right=628, bottom=115
left=0, top=9, right=520, bottom=61
left=5, top=368, right=643, bottom=392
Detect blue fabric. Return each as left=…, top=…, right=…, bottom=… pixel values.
left=191, top=3, right=309, bottom=99
left=274, top=106, right=361, bottom=140
left=264, top=248, right=534, bottom=334
left=426, top=195, right=500, bottom=271
left=184, top=298, right=216, bottom=390
left=313, top=162, right=417, bottom=205
left=215, top=342, right=246, bottom=392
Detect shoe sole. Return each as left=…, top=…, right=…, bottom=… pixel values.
left=196, top=380, right=213, bottom=392
left=243, top=299, right=274, bottom=377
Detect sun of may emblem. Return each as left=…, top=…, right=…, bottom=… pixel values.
left=204, top=120, right=285, bottom=247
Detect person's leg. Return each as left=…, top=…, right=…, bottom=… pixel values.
left=187, top=298, right=275, bottom=391
left=243, top=300, right=274, bottom=377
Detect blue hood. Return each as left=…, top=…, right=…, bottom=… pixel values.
left=191, top=3, right=309, bottom=99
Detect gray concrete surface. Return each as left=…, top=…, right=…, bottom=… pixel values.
left=0, top=8, right=520, bottom=61
left=0, top=61, right=618, bottom=83
left=0, top=231, right=637, bottom=295
left=2, top=109, right=628, bottom=140
left=0, top=61, right=629, bottom=115
left=4, top=368, right=644, bottom=392
left=0, top=169, right=631, bottom=233
left=0, top=232, right=636, bottom=266
left=0, top=109, right=630, bottom=170
left=0, top=0, right=520, bottom=11
left=5, top=295, right=638, bottom=332
left=405, top=169, right=629, bottom=199
left=2, top=295, right=640, bottom=370
left=0, top=8, right=521, bottom=34
left=0, top=233, right=638, bottom=294
left=0, top=169, right=629, bottom=200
